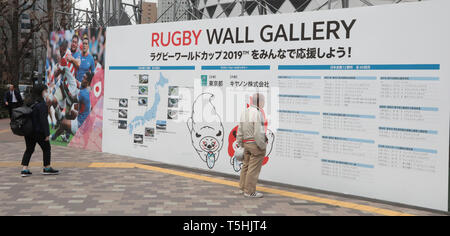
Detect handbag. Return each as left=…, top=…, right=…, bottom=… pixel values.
left=233, top=146, right=245, bottom=162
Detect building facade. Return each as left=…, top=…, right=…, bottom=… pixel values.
left=103, top=0, right=132, bottom=26
left=182, top=0, right=426, bottom=20
left=157, top=0, right=191, bottom=22
left=141, top=1, right=158, bottom=24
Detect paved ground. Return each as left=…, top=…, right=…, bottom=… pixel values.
left=0, top=119, right=447, bottom=216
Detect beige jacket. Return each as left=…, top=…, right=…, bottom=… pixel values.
left=236, top=105, right=267, bottom=150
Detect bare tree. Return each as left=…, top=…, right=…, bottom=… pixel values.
left=46, top=0, right=54, bottom=33
left=0, top=0, right=85, bottom=86
left=0, top=0, right=50, bottom=87
left=53, top=0, right=82, bottom=31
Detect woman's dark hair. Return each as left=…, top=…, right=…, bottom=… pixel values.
left=32, top=84, right=48, bottom=100
left=23, top=84, right=47, bottom=106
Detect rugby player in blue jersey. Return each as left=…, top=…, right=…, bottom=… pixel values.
left=76, top=37, right=95, bottom=83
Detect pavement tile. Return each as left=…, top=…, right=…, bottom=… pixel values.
left=0, top=120, right=446, bottom=216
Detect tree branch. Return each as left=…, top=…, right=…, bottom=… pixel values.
left=18, top=0, right=38, bottom=16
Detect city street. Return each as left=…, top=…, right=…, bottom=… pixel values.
left=0, top=119, right=445, bottom=216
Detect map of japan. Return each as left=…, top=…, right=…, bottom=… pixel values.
left=129, top=72, right=169, bottom=134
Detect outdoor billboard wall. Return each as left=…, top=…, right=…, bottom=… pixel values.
left=102, top=1, right=450, bottom=211
left=45, top=28, right=105, bottom=152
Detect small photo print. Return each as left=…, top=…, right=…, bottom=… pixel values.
left=156, top=120, right=167, bottom=130
left=167, top=109, right=178, bottom=120
left=168, top=98, right=178, bottom=108
left=168, top=86, right=179, bottom=96
left=139, top=74, right=149, bottom=84
left=118, top=109, right=128, bottom=119
left=138, top=97, right=148, bottom=106
left=118, top=120, right=127, bottom=129
left=145, top=127, right=155, bottom=137
left=134, top=134, right=144, bottom=144
left=139, top=86, right=148, bottom=95
left=119, top=98, right=128, bottom=108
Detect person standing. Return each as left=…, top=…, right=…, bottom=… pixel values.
left=70, top=34, right=81, bottom=70
left=21, top=84, right=59, bottom=177
left=236, top=93, right=267, bottom=198
left=75, top=38, right=95, bottom=83
left=3, top=84, right=23, bottom=119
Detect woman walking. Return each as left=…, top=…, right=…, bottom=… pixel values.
left=21, top=84, right=59, bottom=177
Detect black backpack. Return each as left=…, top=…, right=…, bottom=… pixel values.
left=10, top=102, right=37, bottom=136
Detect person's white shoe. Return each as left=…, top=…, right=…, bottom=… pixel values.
left=234, top=189, right=244, bottom=195
left=244, top=192, right=264, bottom=198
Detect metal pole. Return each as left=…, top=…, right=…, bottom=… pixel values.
left=173, top=0, right=178, bottom=21
left=315, top=0, right=337, bottom=11
left=155, top=1, right=176, bottom=23
left=256, top=0, right=281, bottom=14
left=240, top=0, right=246, bottom=16
left=342, top=0, right=349, bottom=8
left=216, top=0, right=238, bottom=18
left=175, top=4, right=200, bottom=21
left=359, top=0, right=374, bottom=6
left=72, top=7, right=75, bottom=28
left=93, top=0, right=97, bottom=28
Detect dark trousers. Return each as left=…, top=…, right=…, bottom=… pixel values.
left=21, top=134, right=51, bottom=167
left=7, top=102, right=20, bottom=119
